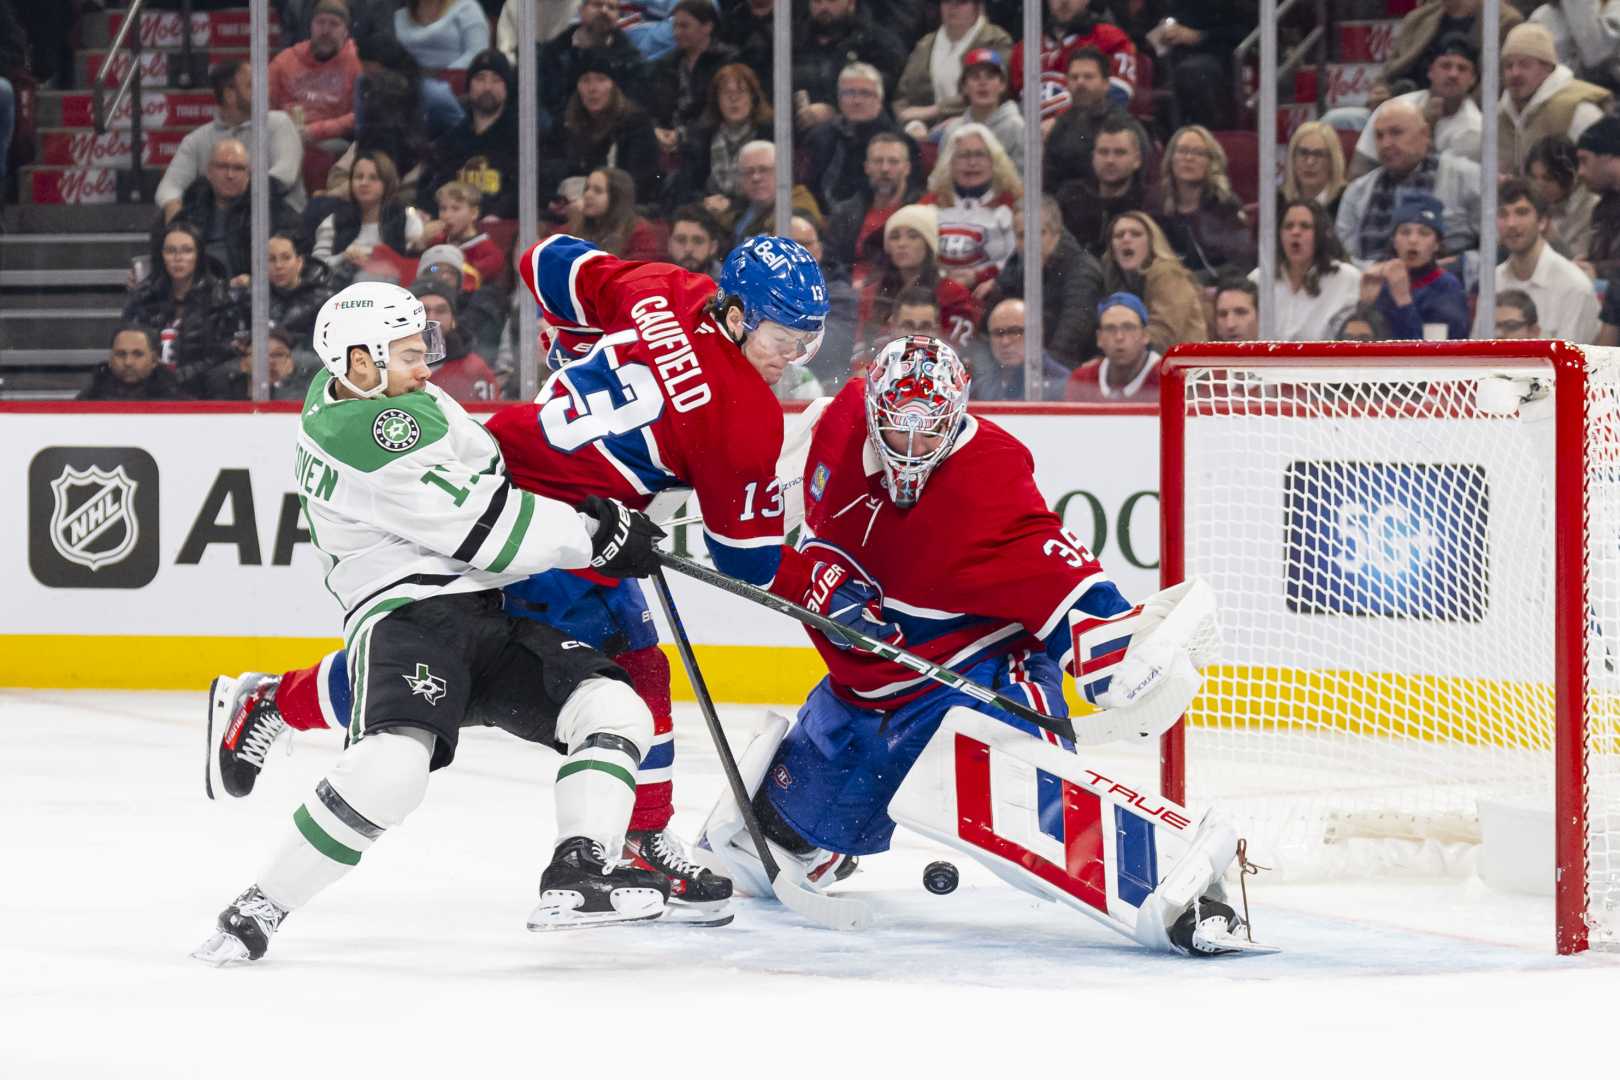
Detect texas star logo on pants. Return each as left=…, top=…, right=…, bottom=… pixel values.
left=402, top=662, right=447, bottom=705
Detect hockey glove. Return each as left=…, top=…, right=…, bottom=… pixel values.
left=803, top=561, right=903, bottom=651
left=581, top=496, right=665, bottom=578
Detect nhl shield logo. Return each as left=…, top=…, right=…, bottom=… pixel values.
left=49, top=464, right=140, bottom=571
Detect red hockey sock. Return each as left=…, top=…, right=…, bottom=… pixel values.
left=616, top=645, right=675, bottom=834
left=273, top=656, right=336, bottom=732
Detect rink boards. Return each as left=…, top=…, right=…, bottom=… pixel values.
left=0, top=402, right=1159, bottom=702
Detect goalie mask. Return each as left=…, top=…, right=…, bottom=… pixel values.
left=313, top=282, right=446, bottom=399
left=864, top=336, right=971, bottom=508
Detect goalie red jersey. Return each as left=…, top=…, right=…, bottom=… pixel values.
left=792, top=381, right=1131, bottom=708
left=495, top=235, right=788, bottom=584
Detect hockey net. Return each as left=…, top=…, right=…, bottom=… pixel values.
left=1159, top=342, right=1620, bottom=953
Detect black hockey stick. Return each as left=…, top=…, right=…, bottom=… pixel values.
left=649, top=569, right=871, bottom=931
left=656, top=551, right=1079, bottom=744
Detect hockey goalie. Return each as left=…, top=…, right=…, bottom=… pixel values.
left=695, top=335, right=1267, bottom=957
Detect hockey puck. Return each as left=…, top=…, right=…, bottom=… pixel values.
left=922, top=860, right=959, bottom=895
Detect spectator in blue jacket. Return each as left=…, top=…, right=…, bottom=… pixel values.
left=1363, top=192, right=1471, bottom=340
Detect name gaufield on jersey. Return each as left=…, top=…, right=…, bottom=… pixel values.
left=490, top=235, right=788, bottom=585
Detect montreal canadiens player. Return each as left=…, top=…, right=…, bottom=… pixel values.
left=194, top=283, right=672, bottom=965
left=696, top=335, right=1247, bottom=956
left=202, top=234, right=830, bottom=926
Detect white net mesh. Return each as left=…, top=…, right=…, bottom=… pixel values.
left=1174, top=355, right=1620, bottom=946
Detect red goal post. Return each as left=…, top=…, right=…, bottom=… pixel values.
left=1157, top=340, right=1613, bottom=955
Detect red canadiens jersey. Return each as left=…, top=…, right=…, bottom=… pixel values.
left=793, top=381, right=1130, bottom=708
left=490, top=235, right=787, bottom=584
left=1009, top=23, right=1137, bottom=118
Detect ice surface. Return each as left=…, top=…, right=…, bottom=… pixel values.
left=4, top=690, right=1619, bottom=1078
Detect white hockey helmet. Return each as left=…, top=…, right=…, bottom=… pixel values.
left=864, top=335, right=971, bottom=508
left=313, top=281, right=444, bottom=399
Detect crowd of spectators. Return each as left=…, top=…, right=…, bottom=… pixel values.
left=9, top=0, right=1620, bottom=402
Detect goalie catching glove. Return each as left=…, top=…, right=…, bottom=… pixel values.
left=580, top=496, right=665, bottom=578
left=803, top=561, right=903, bottom=651
left=1069, top=578, right=1219, bottom=743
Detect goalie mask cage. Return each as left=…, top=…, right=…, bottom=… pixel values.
left=1158, top=341, right=1620, bottom=954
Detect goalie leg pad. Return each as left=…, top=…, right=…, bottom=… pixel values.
left=889, top=707, right=1236, bottom=951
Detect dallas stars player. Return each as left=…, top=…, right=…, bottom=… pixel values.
left=193, top=283, right=670, bottom=965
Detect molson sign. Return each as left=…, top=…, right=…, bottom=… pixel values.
left=39, top=129, right=186, bottom=169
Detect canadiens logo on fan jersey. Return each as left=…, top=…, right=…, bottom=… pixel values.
left=373, top=410, right=421, bottom=452
left=938, top=223, right=989, bottom=269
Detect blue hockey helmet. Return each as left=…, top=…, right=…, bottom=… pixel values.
left=717, top=235, right=830, bottom=339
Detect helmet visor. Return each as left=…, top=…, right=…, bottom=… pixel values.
left=752, top=320, right=825, bottom=365
left=409, top=320, right=447, bottom=368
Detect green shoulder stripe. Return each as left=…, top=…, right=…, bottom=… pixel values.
left=301, top=375, right=450, bottom=473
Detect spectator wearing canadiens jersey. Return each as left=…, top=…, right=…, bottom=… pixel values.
left=1008, top=0, right=1137, bottom=121
left=920, top=123, right=1022, bottom=294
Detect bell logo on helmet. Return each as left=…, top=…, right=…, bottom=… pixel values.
left=373, top=409, right=421, bottom=452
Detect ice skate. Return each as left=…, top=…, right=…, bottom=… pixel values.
left=528, top=836, right=669, bottom=931
left=191, top=885, right=289, bottom=966
left=625, top=829, right=734, bottom=926
left=205, top=673, right=286, bottom=800
left=1167, top=895, right=1279, bottom=957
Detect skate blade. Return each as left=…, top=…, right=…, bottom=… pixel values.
left=204, top=675, right=236, bottom=801
left=1191, top=926, right=1282, bottom=957
left=191, top=930, right=253, bottom=967
left=526, top=888, right=667, bottom=932
left=659, top=899, right=735, bottom=927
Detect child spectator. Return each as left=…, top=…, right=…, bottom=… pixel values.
left=1495, top=288, right=1542, bottom=338
left=1361, top=193, right=1470, bottom=340
left=423, top=181, right=506, bottom=285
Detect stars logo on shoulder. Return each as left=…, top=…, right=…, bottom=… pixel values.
left=374, top=409, right=421, bottom=452
left=402, top=662, right=447, bottom=705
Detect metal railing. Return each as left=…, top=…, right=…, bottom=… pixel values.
left=92, top=0, right=149, bottom=200
left=1233, top=0, right=1329, bottom=116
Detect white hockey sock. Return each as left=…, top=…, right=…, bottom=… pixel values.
left=554, top=735, right=640, bottom=852
left=257, top=728, right=434, bottom=910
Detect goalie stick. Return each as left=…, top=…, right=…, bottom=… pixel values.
left=649, top=568, right=872, bottom=931
left=656, top=551, right=1083, bottom=745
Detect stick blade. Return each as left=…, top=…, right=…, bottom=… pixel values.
left=773, top=877, right=872, bottom=931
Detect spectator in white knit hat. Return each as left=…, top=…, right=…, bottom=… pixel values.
left=1497, top=21, right=1612, bottom=171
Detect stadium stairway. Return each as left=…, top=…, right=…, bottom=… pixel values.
left=1, top=5, right=274, bottom=398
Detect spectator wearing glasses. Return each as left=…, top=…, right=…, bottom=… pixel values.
left=712, top=141, right=824, bottom=244
left=799, top=63, right=916, bottom=212
left=164, top=139, right=303, bottom=284
left=981, top=196, right=1103, bottom=368
left=1495, top=288, right=1542, bottom=338
left=204, top=327, right=312, bottom=401
left=1332, top=304, right=1392, bottom=341
left=791, top=0, right=908, bottom=130
left=1254, top=199, right=1363, bottom=341
left=894, top=1, right=1013, bottom=131
left=921, top=123, right=1021, bottom=293
left=649, top=1, right=738, bottom=154
left=1064, top=292, right=1162, bottom=403
left=667, top=62, right=775, bottom=211
left=157, top=60, right=306, bottom=220
left=80, top=326, right=189, bottom=402
left=973, top=298, right=1072, bottom=401
left=1154, top=125, right=1255, bottom=283
left=1337, top=98, right=1482, bottom=263
left=1283, top=121, right=1349, bottom=223
left=124, top=222, right=239, bottom=393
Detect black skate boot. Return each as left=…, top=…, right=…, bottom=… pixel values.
left=625, top=829, right=734, bottom=927
left=528, top=836, right=669, bottom=931
left=206, top=673, right=286, bottom=799
left=1168, top=895, right=1249, bottom=957
left=191, top=885, right=290, bottom=966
